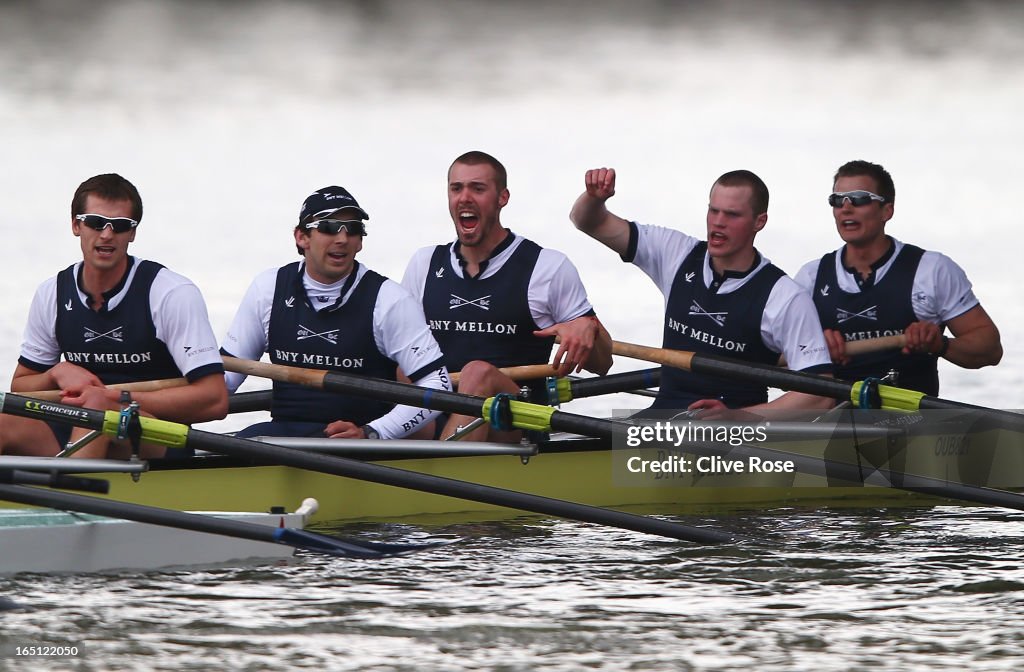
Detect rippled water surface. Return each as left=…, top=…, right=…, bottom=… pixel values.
left=4, top=508, right=1024, bottom=670
left=2, top=0, right=1024, bottom=669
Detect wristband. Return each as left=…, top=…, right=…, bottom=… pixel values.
left=936, top=335, right=950, bottom=358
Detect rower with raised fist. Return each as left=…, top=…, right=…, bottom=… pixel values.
left=571, top=167, right=833, bottom=416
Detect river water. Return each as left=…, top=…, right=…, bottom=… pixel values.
left=2, top=1, right=1024, bottom=670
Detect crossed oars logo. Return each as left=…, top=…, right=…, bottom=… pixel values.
left=83, top=326, right=124, bottom=343
left=688, top=300, right=727, bottom=327
left=836, top=306, right=878, bottom=324
left=449, top=294, right=491, bottom=311
left=297, top=324, right=339, bottom=344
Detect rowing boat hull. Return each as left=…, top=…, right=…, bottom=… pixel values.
left=5, top=409, right=1022, bottom=523
left=0, top=508, right=308, bottom=575
left=50, top=415, right=1024, bottom=522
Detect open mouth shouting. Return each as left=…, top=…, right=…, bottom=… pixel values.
left=708, top=231, right=728, bottom=248
left=458, top=210, right=480, bottom=232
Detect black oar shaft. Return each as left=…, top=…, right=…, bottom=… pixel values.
left=217, top=361, right=1024, bottom=516
left=568, top=369, right=661, bottom=399
left=0, top=469, right=110, bottom=494
left=612, top=341, right=1024, bottom=429
left=0, top=484, right=414, bottom=559
left=0, top=484, right=281, bottom=545
left=685, top=437, right=1024, bottom=511
left=691, top=353, right=853, bottom=398
left=0, top=391, right=731, bottom=544
left=188, top=428, right=731, bottom=544
left=277, top=370, right=1024, bottom=513
left=317, top=371, right=622, bottom=441
left=228, top=389, right=273, bottom=414
left=689, top=352, right=1024, bottom=430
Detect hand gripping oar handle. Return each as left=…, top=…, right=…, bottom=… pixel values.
left=225, top=356, right=559, bottom=387
left=23, top=377, right=189, bottom=402
left=610, top=340, right=1024, bottom=430
left=222, top=364, right=650, bottom=415
left=21, top=362, right=563, bottom=405
left=0, top=389, right=733, bottom=545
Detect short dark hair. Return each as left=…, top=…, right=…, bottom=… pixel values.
left=713, top=170, right=769, bottom=216
left=71, top=174, right=143, bottom=222
left=834, top=160, right=895, bottom=204
left=449, top=151, right=507, bottom=191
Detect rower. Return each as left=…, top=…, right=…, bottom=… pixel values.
left=570, top=167, right=835, bottom=417
left=221, top=185, right=451, bottom=440
left=0, top=174, right=228, bottom=459
left=794, top=160, right=1002, bottom=395
left=401, top=151, right=612, bottom=443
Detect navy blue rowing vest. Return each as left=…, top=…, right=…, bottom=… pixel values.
left=267, top=262, right=397, bottom=424
left=812, top=244, right=938, bottom=395
left=655, top=243, right=784, bottom=409
left=421, top=240, right=554, bottom=373
left=55, top=260, right=181, bottom=385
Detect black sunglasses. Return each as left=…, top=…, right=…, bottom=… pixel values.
left=75, top=214, right=139, bottom=233
left=828, top=191, right=887, bottom=208
left=304, top=219, right=367, bottom=236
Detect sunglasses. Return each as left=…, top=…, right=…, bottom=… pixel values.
left=75, top=213, right=139, bottom=233
left=304, top=219, right=367, bottom=236
left=828, top=191, right=887, bottom=208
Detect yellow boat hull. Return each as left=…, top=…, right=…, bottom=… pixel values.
left=7, top=411, right=1022, bottom=523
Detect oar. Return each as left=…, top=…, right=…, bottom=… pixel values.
left=0, top=484, right=438, bottom=559
left=226, top=367, right=662, bottom=415
left=223, top=359, right=1024, bottom=512
left=0, top=390, right=732, bottom=544
left=23, top=364, right=653, bottom=419
left=24, top=377, right=189, bottom=402
left=22, top=363, right=560, bottom=405
left=778, top=334, right=906, bottom=366
left=0, top=468, right=111, bottom=494
left=551, top=368, right=661, bottom=402
left=228, top=389, right=274, bottom=414
left=223, top=357, right=616, bottom=441
left=217, top=361, right=1024, bottom=514
left=222, top=363, right=562, bottom=414
left=611, top=340, right=1024, bottom=427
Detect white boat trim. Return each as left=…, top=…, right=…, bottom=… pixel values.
left=0, top=498, right=319, bottom=576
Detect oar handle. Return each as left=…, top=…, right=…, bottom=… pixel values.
left=224, top=356, right=325, bottom=387
left=844, top=334, right=907, bottom=356
left=20, top=361, right=564, bottom=403
left=611, top=340, right=696, bottom=370
left=223, top=356, right=560, bottom=388
left=456, top=363, right=560, bottom=386
left=23, top=377, right=189, bottom=402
